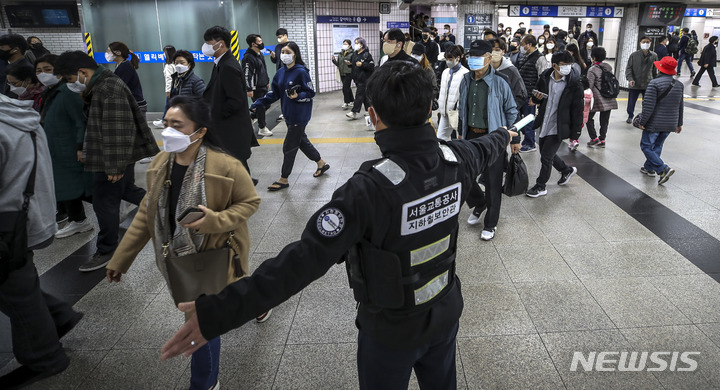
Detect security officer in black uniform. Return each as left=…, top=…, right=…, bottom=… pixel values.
left=160, top=61, right=517, bottom=389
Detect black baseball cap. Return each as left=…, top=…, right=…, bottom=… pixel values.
left=468, top=39, right=492, bottom=56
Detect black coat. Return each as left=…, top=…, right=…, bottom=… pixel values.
left=655, top=44, right=669, bottom=59
left=203, top=53, right=258, bottom=162
left=667, top=35, right=680, bottom=53
left=416, top=39, right=440, bottom=64
left=531, top=69, right=584, bottom=140
left=698, top=43, right=718, bottom=68
left=350, top=49, right=374, bottom=85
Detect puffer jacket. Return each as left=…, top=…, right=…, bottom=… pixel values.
left=625, top=50, right=658, bottom=90
left=638, top=74, right=684, bottom=132
left=587, top=62, right=618, bottom=113
left=495, top=57, right=527, bottom=110
left=170, top=70, right=206, bottom=98
left=350, top=49, right=374, bottom=85
left=437, top=62, right=469, bottom=115
left=517, top=49, right=543, bottom=96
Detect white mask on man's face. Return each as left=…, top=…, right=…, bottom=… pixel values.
left=67, top=73, right=87, bottom=93
left=640, top=43, right=651, bottom=50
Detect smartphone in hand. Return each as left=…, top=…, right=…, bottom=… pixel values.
left=177, top=207, right=204, bottom=225
left=532, top=89, right=548, bottom=99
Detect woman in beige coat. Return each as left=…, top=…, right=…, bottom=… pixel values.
left=105, top=96, right=262, bottom=390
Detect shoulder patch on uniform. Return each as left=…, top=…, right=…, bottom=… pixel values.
left=373, top=158, right=406, bottom=185
left=438, top=144, right=458, bottom=163
left=316, top=208, right=345, bottom=237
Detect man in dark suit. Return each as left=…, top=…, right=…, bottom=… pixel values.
left=202, top=26, right=258, bottom=176
left=578, top=24, right=599, bottom=49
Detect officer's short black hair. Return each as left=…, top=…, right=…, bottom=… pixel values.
left=54, top=50, right=98, bottom=76
left=384, top=28, right=406, bottom=44
left=557, top=30, right=567, bottom=40
left=366, top=61, right=432, bottom=128
left=204, top=26, right=231, bottom=48
left=276, top=28, right=288, bottom=37
left=591, top=47, right=606, bottom=62
left=551, top=50, right=573, bottom=65
left=0, top=34, right=28, bottom=53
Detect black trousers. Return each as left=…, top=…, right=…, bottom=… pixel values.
left=352, top=82, right=369, bottom=114
left=92, top=163, right=145, bottom=255
left=536, top=135, right=570, bottom=188
left=586, top=110, right=611, bottom=141
left=251, top=87, right=268, bottom=129
left=340, top=74, right=354, bottom=104
left=281, top=123, right=321, bottom=178
left=465, top=131, right=505, bottom=229
left=693, top=66, right=718, bottom=86
left=0, top=251, right=73, bottom=371
left=357, top=322, right=459, bottom=390
left=64, top=197, right=88, bottom=223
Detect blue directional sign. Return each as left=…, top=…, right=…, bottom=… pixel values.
left=519, top=6, right=558, bottom=17
left=512, top=5, right=622, bottom=18
left=466, top=15, right=475, bottom=24
left=387, top=21, right=409, bottom=29
left=586, top=6, right=615, bottom=17
left=317, top=15, right=380, bottom=24
left=685, top=8, right=707, bottom=17
left=94, top=47, right=276, bottom=64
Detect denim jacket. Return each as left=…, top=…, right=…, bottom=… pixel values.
left=458, top=66, right=518, bottom=139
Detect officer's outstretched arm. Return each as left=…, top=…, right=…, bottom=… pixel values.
left=449, top=128, right=512, bottom=178
left=168, top=179, right=372, bottom=346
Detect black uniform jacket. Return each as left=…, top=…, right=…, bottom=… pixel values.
left=203, top=53, right=258, bottom=161
left=195, top=123, right=510, bottom=349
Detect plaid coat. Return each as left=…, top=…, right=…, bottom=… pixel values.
left=82, top=68, right=159, bottom=175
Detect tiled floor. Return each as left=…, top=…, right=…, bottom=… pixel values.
left=3, top=76, right=720, bottom=389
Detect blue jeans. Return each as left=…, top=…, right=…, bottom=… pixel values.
left=677, top=52, right=695, bottom=74
left=190, top=337, right=220, bottom=390
left=626, top=89, right=645, bottom=118
left=640, top=131, right=671, bottom=173
left=519, top=101, right=536, bottom=147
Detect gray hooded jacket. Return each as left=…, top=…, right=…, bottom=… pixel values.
left=0, top=94, right=57, bottom=248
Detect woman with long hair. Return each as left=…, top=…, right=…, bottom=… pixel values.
left=346, top=37, right=374, bottom=120
left=153, top=45, right=177, bottom=128
left=565, top=43, right=587, bottom=75
left=410, top=44, right=438, bottom=97
left=106, top=41, right=148, bottom=118
left=332, top=39, right=355, bottom=109
left=251, top=42, right=330, bottom=191
left=106, top=96, right=263, bottom=390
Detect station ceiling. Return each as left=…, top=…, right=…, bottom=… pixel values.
left=345, top=0, right=720, bottom=5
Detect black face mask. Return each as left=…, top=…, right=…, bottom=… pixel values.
left=32, top=43, right=43, bottom=49
left=422, top=34, right=429, bottom=40
left=0, top=49, right=11, bottom=61
left=256, top=43, right=265, bottom=50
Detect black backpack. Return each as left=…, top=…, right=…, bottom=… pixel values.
left=596, top=65, right=620, bottom=98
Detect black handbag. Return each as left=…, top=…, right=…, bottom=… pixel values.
left=633, top=79, right=676, bottom=129
left=0, top=132, right=37, bottom=284
left=503, top=153, right=529, bottom=197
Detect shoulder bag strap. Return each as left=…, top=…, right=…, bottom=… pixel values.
left=656, top=79, right=677, bottom=103
left=22, top=132, right=38, bottom=212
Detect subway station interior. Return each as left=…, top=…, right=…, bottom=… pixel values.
left=2, top=0, right=720, bottom=388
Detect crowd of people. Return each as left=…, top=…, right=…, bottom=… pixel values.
left=0, top=18, right=695, bottom=388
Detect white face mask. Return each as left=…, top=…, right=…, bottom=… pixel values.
left=568, top=33, right=574, bottom=38
left=201, top=42, right=219, bottom=57
left=161, top=127, right=201, bottom=153
left=9, top=84, right=26, bottom=95
left=446, top=59, right=458, bottom=68
left=280, top=53, right=294, bottom=65
left=520, top=46, right=527, bottom=54
left=557, top=64, right=572, bottom=76
left=640, top=43, right=651, bottom=50
left=354, top=44, right=362, bottom=51
left=411, top=54, right=423, bottom=62
left=586, top=42, right=594, bottom=48
left=342, top=44, right=350, bottom=51
left=546, top=43, right=555, bottom=50
left=37, top=72, right=60, bottom=87
left=277, top=37, right=284, bottom=43
left=104, top=52, right=116, bottom=62
left=175, top=64, right=189, bottom=74
left=67, top=73, right=87, bottom=93
left=445, top=29, right=450, bottom=33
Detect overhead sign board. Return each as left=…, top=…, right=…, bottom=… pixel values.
left=317, top=16, right=380, bottom=24
left=464, top=13, right=492, bottom=48
left=511, top=5, right=623, bottom=18
left=387, top=21, right=409, bottom=29
left=684, top=8, right=707, bottom=17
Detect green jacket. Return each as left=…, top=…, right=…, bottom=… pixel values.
left=40, top=82, right=92, bottom=201
left=81, top=67, right=159, bottom=175
left=332, top=48, right=354, bottom=76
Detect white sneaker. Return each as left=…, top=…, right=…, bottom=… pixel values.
left=256, top=309, right=272, bottom=323
left=258, top=127, right=273, bottom=137
left=346, top=112, right=358, bottom=120
left=210, top=380, right=220, bottom=390
left=152, top=120, right=164, bottom=128
left=55, top=219, right=93, bottom=239
left=139, top=156, right=154, bottom=164
left=480, top=227, right=496, bottom=241
left=467, top=210, right=482, bottom=225
left=341, top=103, right=349, bottom=109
